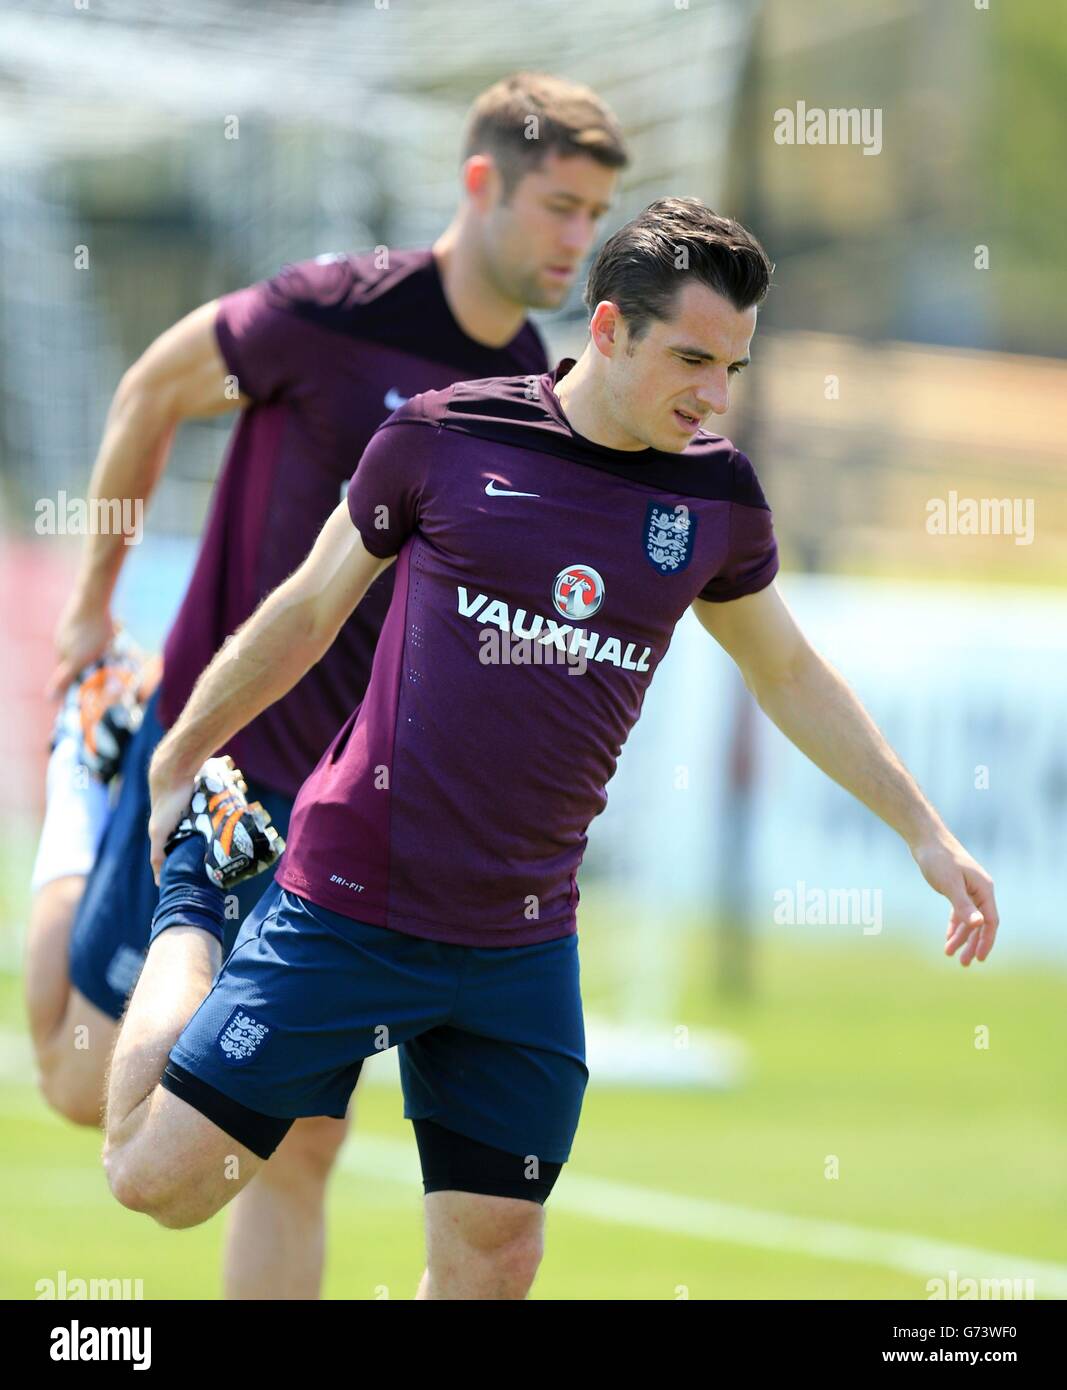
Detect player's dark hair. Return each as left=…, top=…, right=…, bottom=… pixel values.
left=463, top=72, right=629, bottom=198
left=585, top=198, right=773, bottom=343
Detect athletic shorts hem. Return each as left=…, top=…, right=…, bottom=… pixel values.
left=412, top=1117, right=563, bottom=1205
left=404, top=1106, right=575, bottom=1167
left=421, top=1175, right=554, bottom=1204
left=161, top=1060, right=294, bottom=1160
left=167, top=1040, right=350, bottom=1116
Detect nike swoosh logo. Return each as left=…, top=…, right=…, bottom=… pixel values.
left=384, top=388, right=409, bottom=410
left=485, top=479, right=540, bottom=498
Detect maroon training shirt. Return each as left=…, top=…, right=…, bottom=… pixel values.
left=276, top=361, right=779, bottom=946
left=159, top=249, right=548, bottom=795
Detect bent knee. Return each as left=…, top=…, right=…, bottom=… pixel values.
left=104, top=1144, right=165, bottom=1218
left=40, top=1077, right=102, bottom=1129
left=37, top=1053, right=105, bottom=1129
left=104, top=1143, right=219, bottom=1230
left=32, top=993, right=115, bottom=1128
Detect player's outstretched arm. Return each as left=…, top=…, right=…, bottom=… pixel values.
left=48, top=300, right=245, bottom=694
left=693, top=584, right=999, bottom=965
left=147, top=503, right=393, bottom=878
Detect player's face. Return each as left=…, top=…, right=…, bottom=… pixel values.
left=605, top=281, right=757, bottom=452
left=482, top=153, right=618, bottom=309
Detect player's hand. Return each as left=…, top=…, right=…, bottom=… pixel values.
left=147, top=755, right=194, bottom=885
left=910, top=832, right=999, bottom=966
left=47, top=596, right=117, bottom=697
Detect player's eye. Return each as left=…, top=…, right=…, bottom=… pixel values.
left=678, top=356, right=703, bottom=367
left=728, top=363, right=747, bottom=376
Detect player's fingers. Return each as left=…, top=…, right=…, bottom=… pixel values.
left=956, top=872, right=999, bottom=963
left=958, top=926, right=981, bottom=966
left=944, top=880, right=982, bottom=946
left=945, top=918, right=973, bottom=956
left=968, top=887, right=998, bottom=961
left=945, top=896, right=982, bottom=952
left=969, top=876, right=1000, bottom=933
left=952, top=895, right=983, bottom=932
left=974, top=916, right=999, bottom=962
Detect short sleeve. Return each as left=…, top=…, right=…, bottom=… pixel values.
left=346, top=411, right=433, bottom=558
left=214, top=260, right=339, bottom=403
left=698, top=449, right=779, bottom=602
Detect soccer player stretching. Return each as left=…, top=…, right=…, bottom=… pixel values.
left=102, top=198, right=998, bottom=1300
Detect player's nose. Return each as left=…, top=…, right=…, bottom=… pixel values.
left=694, top=370, right=730, bottom=416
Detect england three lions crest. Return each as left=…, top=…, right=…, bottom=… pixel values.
left=644, top=502, right=696, bottom=575
left=218, top=1008, right=269, bottom=1063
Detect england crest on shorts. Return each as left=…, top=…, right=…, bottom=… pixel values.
left=644, top=501, right=696, bottom=575
left=218, top=1008, right=269, bottom=1063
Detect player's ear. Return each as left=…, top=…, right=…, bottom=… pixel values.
left=589, top=301, right=622, bottom=359
left=462, top=154, right=498, bottom=209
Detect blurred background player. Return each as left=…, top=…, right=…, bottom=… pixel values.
left=25, top=631, right=156, bottom=1112
left=23, top=71, right=628, bottom=1299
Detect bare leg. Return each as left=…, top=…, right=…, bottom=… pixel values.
left=416, top=1190, right=546, bottom=1300
left=105, top=925, right=217, bottom=1145
left=24, top=876, right=116, bottom=1126
left=223, top=1113, right=350, bottom=1299
left=104, top=925, right=263, bottom=1227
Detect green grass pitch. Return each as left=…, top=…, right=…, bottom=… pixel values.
left=1, top=883, right=1063, bottom=1300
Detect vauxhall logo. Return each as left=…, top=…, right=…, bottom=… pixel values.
left=552, top=564, right=604, bottom=620
left=456, top=577, right=652, bottom=672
